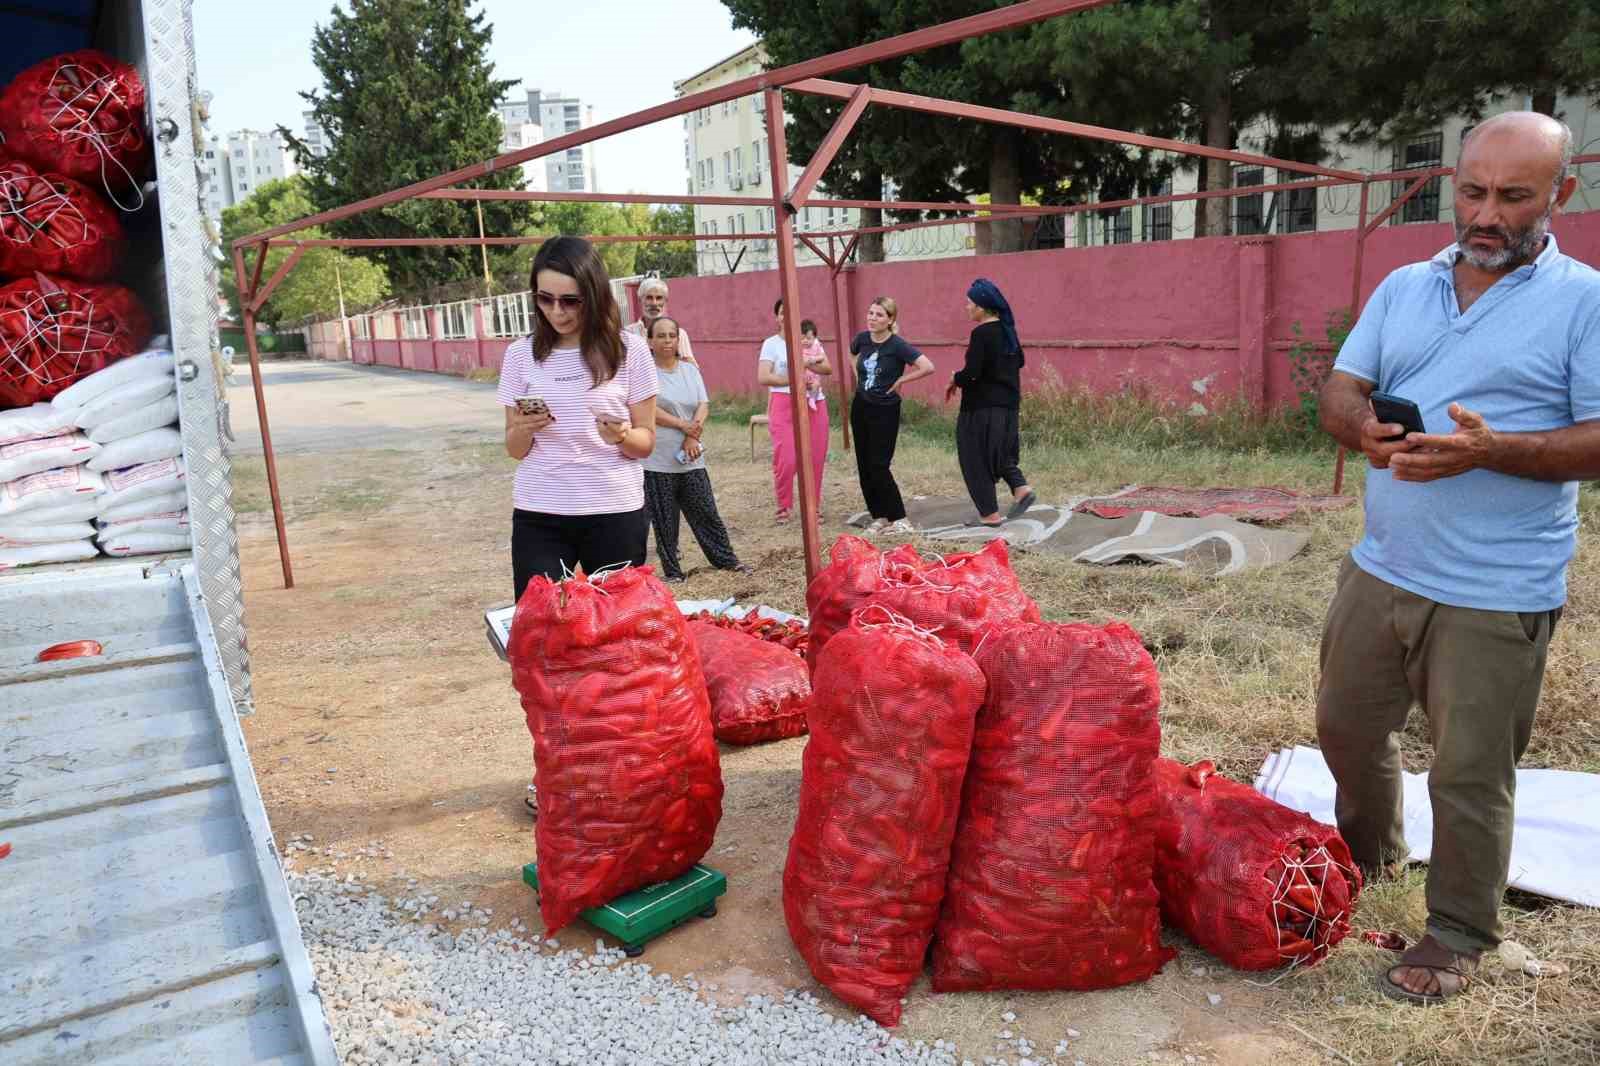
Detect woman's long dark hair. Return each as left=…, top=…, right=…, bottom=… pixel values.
left=530, top=236, right=624, bottom=387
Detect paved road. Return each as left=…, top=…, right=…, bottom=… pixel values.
left=227, top=359, right=502, bottom=456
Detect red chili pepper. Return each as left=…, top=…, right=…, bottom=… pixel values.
left=36, top=639, right=103, bottom=662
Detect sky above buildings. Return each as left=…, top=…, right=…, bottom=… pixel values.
left=194, top=0, right=756, bottom=198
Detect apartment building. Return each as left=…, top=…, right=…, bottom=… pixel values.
left=201, top=128, right=301, bottom=226
left=1081, top=93, right=1598, bottom=247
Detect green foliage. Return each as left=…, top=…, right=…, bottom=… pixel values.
left=530, top=201, right=644, bottom=279
left=283, top=0, right=529, bottom=292
left=634, top=205, right=698, bottom=280
left=222, top=177, right=390, bottom=326
left=1285, top=308, right=1354, bottom=434
left=1306, top=1, right=1600, bottom=135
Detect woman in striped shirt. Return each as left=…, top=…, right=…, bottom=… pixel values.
left=497, top=236, right=659, bottom=601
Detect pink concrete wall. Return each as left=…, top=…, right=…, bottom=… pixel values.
left=341, top=211, right=1600, bottom=410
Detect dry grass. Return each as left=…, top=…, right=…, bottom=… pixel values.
left=235, top=400, right=1600, bottom=1065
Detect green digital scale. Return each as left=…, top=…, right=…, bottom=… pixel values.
left=522, top=862, right=726, bottom=956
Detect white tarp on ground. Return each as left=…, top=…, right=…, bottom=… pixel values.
left=1255, top=745, right=1600, bottom=907
left=846, top=496, right=1309, bottom=575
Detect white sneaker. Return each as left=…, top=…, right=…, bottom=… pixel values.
left=865, top=518, right=889, bottom=535
left=886, top=518, right=916, bottom=536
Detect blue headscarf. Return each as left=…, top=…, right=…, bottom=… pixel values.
left=967, top=277, right=1021, bottom=360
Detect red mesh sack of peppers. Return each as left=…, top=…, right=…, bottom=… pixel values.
left=509, top=565, right=724, bottom=934
left=0, top=50, right=150, bottom=208
left=0, top=158, right=125, bottom=281
left=1152, top=757, right=1362, bottom=970
left=783, top=606, right=984, bottom=1027
left=805, top=535, right=1040, bottom=675
left=932, top=621, right=1176, bottom=992
left=0, top=272, right=150, bottom=407
left=686, top=620, right=810, bottom=746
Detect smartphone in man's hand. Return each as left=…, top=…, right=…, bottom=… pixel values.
left=1370, top=391, right=1425, bottom=442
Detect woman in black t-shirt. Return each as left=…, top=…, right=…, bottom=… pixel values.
left=849, top=295, right=935, bottom=535
left=948, top=278, right=1035, bottom=526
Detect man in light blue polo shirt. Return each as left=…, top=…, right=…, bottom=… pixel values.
left=1317, top=111, right=1600, bottom=1006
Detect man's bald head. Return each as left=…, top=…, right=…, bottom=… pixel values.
left=1453, top=111, right=1578, bottom=272
left=1460, top=111, right=1573, bottom=191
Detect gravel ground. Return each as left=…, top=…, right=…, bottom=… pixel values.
left=290, top=866, right=1096, bottom=1066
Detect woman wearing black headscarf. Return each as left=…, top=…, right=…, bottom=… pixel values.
left=948, top=278, right=1035, bottom=526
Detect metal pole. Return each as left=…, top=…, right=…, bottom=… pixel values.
left=232, top=247, right=295, bottom=589
left=1332, top=180, right=1371, bottom=496
left=827, top=235, right=853, bottom=451
left=476, top=202, right=493, bottom=297
left=334, top=256, right=353, bottom=362
left=766, top=87, right=822, bottom=583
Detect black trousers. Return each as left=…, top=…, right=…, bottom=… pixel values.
left=849, top=396, right=906, bottom=521
left=644, top=468, right=741, bottom=580
left=957, top=406, right=1027, bottom=517
left=511, top=506, right=648, bottom=602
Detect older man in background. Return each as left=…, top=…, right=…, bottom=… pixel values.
left=626, top=277, right=696, bottom=363
left=1316, top=111, right=1600, bottom=1005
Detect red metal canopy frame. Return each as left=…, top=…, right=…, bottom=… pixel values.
left=233, top=0, right=1593, bottom=590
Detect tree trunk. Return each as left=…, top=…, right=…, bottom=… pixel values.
left=1532, top=89, right=1557, bottom=116
left=1195, top=7, right=1233, bottom=239
left=989, top=133, right=1023, bottom=253
left=1197, top=92, right=1232, bottom=238
left=858, top=168, right=885, bottom=263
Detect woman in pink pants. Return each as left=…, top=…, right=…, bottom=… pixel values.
left=757, top=300, right=832, bottom=522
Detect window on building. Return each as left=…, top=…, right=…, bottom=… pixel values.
left=751, top=140, right=763, bottom=182
left=1277, top=175, right=1319, bottom=234
left=401, top=306, right=430, bottom=339
left=1100, top=206, right=1133, bottom=245
left=1390, top=131, right=1444, bottom=225
left=353, top=315, right=370, bottom=340
left=721, top=100, right=730, bottom=117
left=733, top=146, right=742, bottom=179
left=205, top=150, right=214, bottom=159
left=438, top=301, right=475, bottom=340
left=753, top=93, right=765, bottom=113
left=1232, top=166, right=1266, bottom=235
left=708, top=157, right=715, bottom=183
left=710, top=220, right=718, bottom=235
left=722, top=151, right=731, bottom=184
left=1143, top=177, right=1173, bottom=241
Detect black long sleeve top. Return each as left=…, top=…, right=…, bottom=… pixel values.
left=951, top=320, right=1023, bottom=412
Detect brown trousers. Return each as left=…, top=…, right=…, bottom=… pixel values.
left=1315, top=555, right=1558, bottom=953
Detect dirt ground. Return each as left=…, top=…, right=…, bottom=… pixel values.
left=229, top=358, right=1597, bottom=1066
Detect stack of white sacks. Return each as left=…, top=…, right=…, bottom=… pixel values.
left=0, top=347, right=190, bottom=570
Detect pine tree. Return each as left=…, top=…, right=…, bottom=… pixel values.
left=282, top=0, right=528, bottom=294
left=1307, top=1, right=1600, bottom=136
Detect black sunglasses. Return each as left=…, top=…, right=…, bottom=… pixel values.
left=535, top=291, right=584, bottom=311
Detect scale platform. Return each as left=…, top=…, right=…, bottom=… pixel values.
left=522, top=862, right=726, bottom=956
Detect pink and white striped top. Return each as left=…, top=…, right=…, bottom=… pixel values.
left=496, top=332, right=659, bottom=515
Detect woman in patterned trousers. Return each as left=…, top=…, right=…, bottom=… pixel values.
left=642, top=316, right=750, bottom=582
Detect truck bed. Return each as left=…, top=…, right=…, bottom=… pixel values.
left=0, top=563, right=336, bottom=1065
